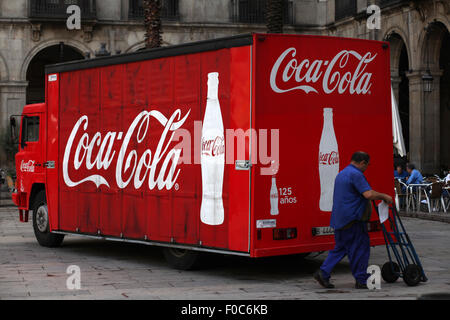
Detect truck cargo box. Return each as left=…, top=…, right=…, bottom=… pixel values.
left=14, top=34, right=393, bottom=264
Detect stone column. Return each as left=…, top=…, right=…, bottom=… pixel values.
left=0, top=81, right=27, bottom=166
left=406, top=70, right=442, bottom=174
left=0, top=81, right=27, bottom=131
left=423, top=70, right=442, bottom=174
left=406, top=71, right=424, bottom=171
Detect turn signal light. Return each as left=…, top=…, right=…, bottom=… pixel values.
left=273, top=228, right=297, bottom=240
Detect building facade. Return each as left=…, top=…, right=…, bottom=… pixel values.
left=0, top=0, right=448, bottom=173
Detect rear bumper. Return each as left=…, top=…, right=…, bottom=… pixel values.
left=251, top=234, right=386, bottom=258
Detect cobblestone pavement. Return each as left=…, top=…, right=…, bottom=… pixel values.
left=1, top=205, right=450, bottom=300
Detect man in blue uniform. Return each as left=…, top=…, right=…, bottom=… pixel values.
left=394, top=165, right=408, bottom=181
left=314, top=151, right=393, bottom=289
left=405, top=163, right=423, bottom=185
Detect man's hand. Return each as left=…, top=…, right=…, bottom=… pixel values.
left=383, top=194, right=393, bottom=205
left=363, top=190, right=393, bottom=204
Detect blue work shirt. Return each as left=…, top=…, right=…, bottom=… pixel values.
left=330, top=164, right=372, bottom=230
left=406, top=169, right=423, bottom=185
left=394, top=169, right=408, bottom=180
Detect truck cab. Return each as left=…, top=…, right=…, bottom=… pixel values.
left=12, top=103, right=46, bottom=222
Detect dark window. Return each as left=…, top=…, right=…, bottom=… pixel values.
left=335, top=0, right=357, bottom=21
left=379, top=0, right=407, bottom=8
left=29, top=0, right=97, bottom=21
left=22, top=116, right=40, bottom=143
left=128, top=0, right=179, bottom=21
left=233, top=0, right=293, bottom=25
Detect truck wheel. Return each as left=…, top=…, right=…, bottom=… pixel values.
left=163, top=247, right=200, bottom=270
left=403, top=264, right=421, bottom=286
left=381, top=261, right=400, bottom=283
left=32, top=191, right=64, bottom=247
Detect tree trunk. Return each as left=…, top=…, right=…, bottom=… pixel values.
left=144, top=0, right=162, bottom=48
left=266, top=0, right=284, bottom=34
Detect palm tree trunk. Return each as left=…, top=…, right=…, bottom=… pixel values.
left=266, top=0, right=284, bottom=34
left=144, top=0, right=162, bottom=48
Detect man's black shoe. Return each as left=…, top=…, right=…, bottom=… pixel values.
left=313, top=270, right=335, bottom=289
left=355, top=282, right=368, bottom=289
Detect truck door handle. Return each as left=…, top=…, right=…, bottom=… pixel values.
left=43, top=161, right=55, bottom=169
left=235, top=160, right=251, bottom=170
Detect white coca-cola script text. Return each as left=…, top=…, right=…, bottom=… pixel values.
left=270, top=48, right=377, bottom=95
left=62, top=109, right=190, bottom=190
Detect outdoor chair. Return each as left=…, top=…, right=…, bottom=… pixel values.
left=394, top=179, right=408, bottom=212
left=421, top=182, right=447, bottom=213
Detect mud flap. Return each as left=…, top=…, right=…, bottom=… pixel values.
left=19, top=209, right=29, bottom=222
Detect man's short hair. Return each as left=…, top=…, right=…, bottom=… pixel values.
left=351, top=151, right=370, bottom=163
left=407, top=163, right=415, bottom=170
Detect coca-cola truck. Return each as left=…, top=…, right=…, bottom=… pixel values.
left=11, top=34, right=393, bottom=269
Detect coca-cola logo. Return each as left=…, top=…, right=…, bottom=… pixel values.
left=319, top=151, right=339, bottom=165
left=62, top=109, right=190, bottom=190
left=201, top=136, right=225, bottom=157
left=270, top=48, right=377, bottom=95
left=20, top=160, right=35, bottom=172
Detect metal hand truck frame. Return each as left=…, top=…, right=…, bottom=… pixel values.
left=373, top=202, right=428, bottom=286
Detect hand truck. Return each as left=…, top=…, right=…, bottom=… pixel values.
left=373, top=202, right=428, bottom=286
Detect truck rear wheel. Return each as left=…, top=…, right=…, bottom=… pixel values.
left=162, top=247, right=201, bottom=270
left=32, top=191, right=64, bottom=247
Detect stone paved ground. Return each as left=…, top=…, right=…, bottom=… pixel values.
left=1, top=205, right=450, bottom=300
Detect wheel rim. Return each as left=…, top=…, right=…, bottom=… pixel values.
left=169, top=248, right=187, bottom=258
left=36, top=205, right=48, bottom=233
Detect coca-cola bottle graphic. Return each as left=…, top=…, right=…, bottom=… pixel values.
left=270, top=176, right=279, bottom=215
left=318, top=108, right=339, bottom=212
left=200, top=72, right=225, bottom=225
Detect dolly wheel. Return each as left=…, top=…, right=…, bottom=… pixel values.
left=381, top=261, right=400, bottom=283
left=403, top=264, right=421, bottom=286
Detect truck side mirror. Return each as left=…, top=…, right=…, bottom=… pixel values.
left=9, top=116, right=18, bottom=144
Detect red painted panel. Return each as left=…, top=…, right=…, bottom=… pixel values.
left=56, top=47, right=253, bottom=252
left=228, top=46, right=252, bottom=252
left=99, top=65, right=123, bottom=236
left=46, top=74, right=59, bottom=231
left=251, top=34, right=392, bottom=256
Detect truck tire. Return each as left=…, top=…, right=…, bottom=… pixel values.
left=32, top=191, right=64, bottom=247
left=163, top=247, right=201, bottom=270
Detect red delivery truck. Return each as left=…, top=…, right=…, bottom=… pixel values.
left=11, top=33, right=393, bottom=269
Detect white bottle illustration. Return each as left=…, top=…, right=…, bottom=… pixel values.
left=270, top=176, right=279, bottom=215
left=318, top=108, right=339, bottom=212
left=200, top=72, right=225, bottom=225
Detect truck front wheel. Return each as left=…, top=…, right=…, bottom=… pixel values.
left=32, top=191, right=64, bottom=247
left=163, top=247, right=201, bottom=270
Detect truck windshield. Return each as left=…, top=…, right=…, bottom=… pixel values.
left=22, top=116, right=40, bottom=142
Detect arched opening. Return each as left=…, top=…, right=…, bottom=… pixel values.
left=439, top=27, right=450, bottom=174
left=421, top=21, right=450, bottom=174
left=26, top=43, right=84, bottom=104
left=398, top=44, right=409, bottom=156
left=385, top=32, right=409, bottom=163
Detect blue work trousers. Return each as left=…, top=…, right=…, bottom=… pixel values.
left=320, top=221, right=370, bottom=284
